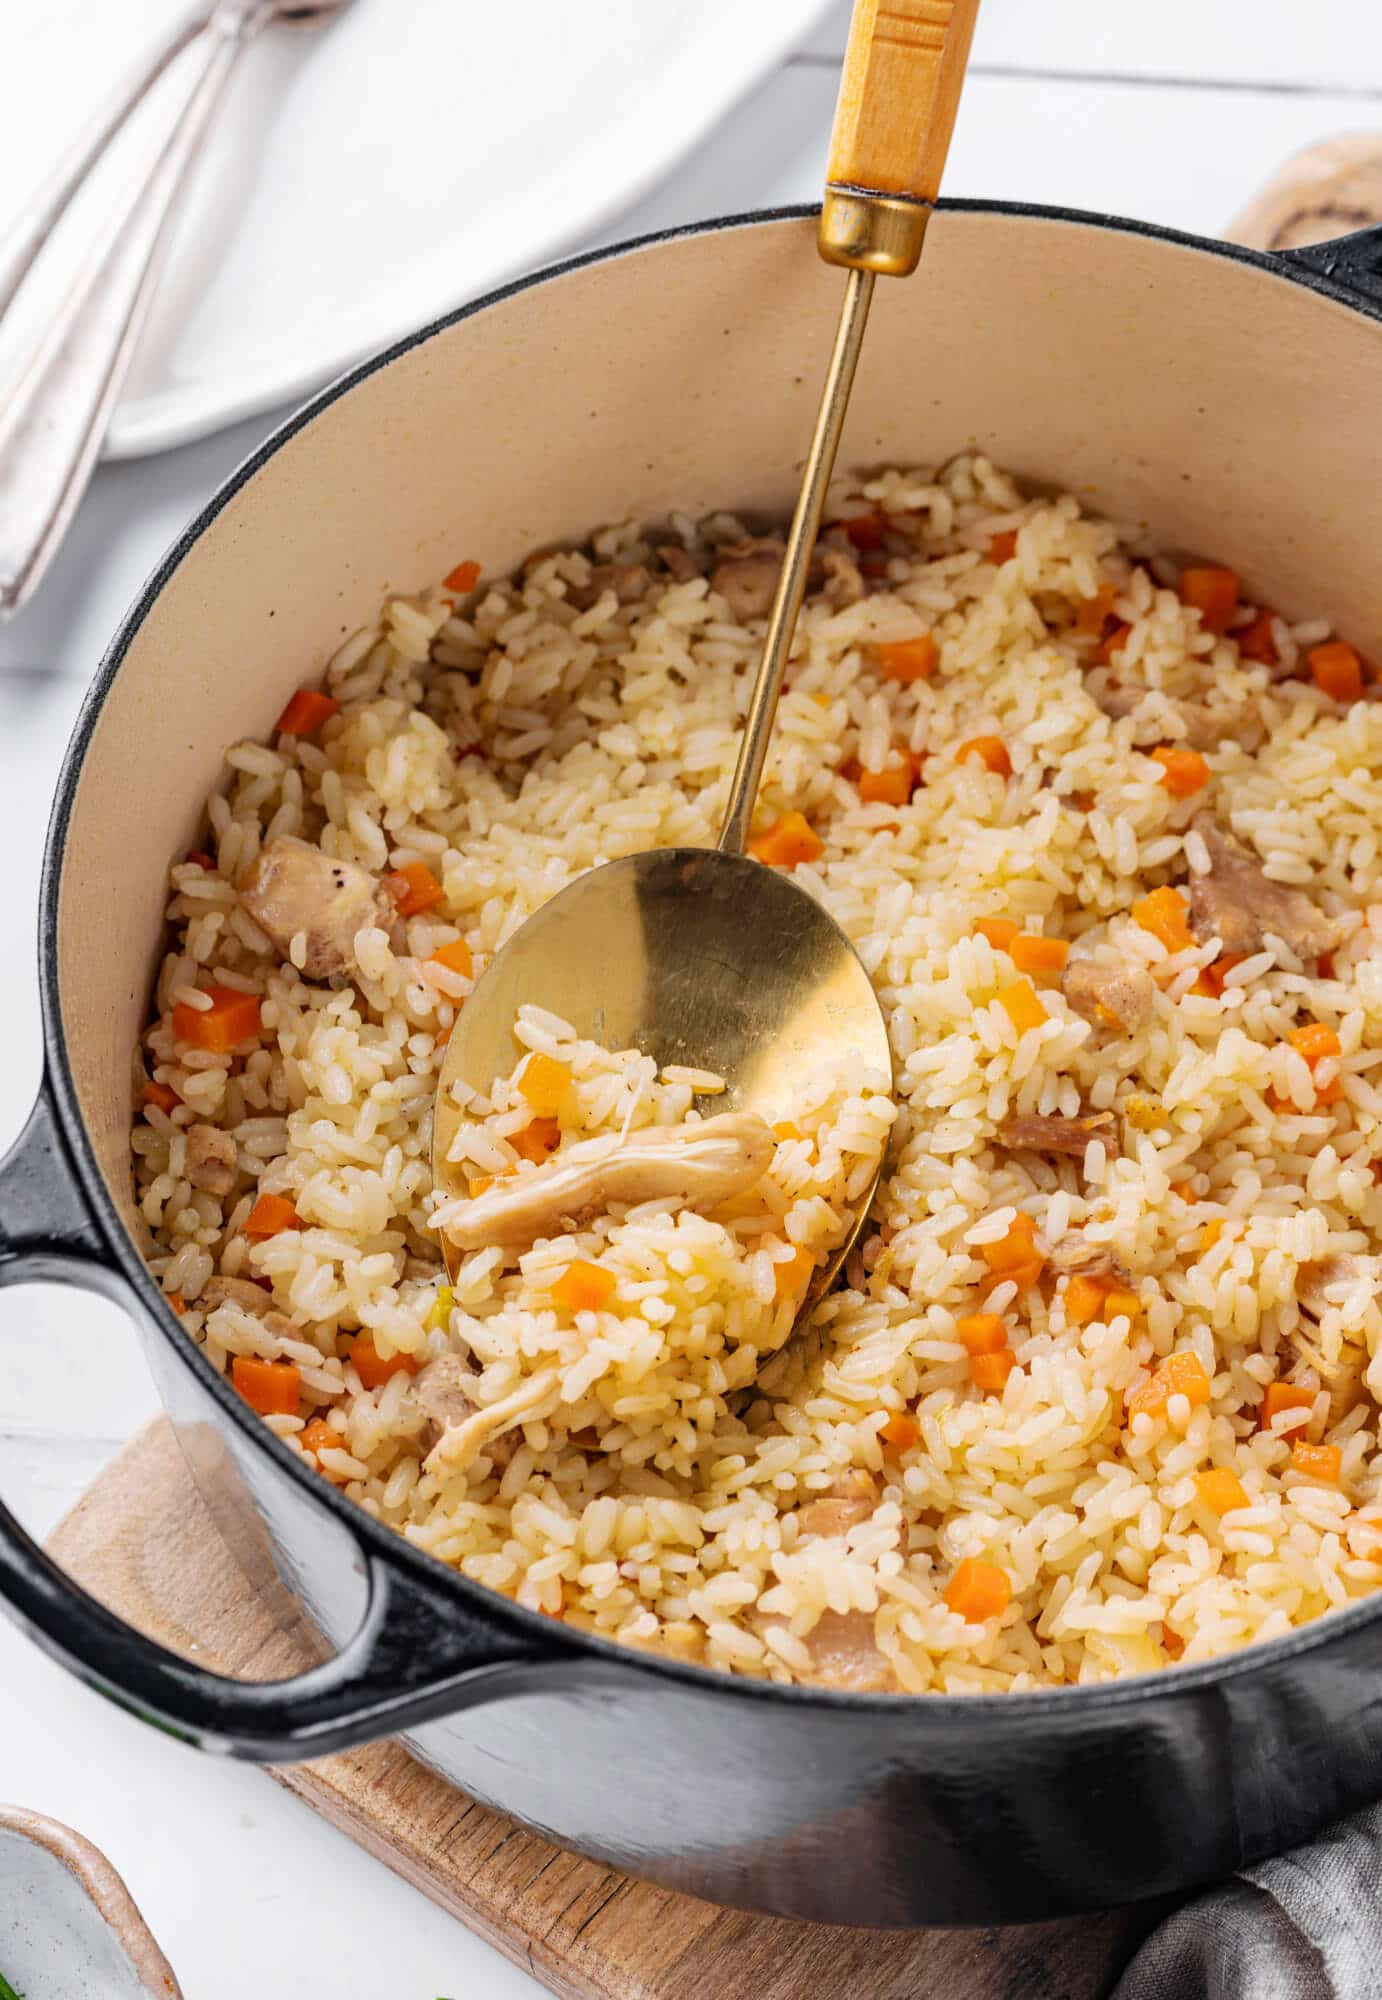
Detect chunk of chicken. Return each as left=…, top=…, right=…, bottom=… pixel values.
left=436, top=1112, right=775, bottom=1251
left=199, top=1274, right=295, bottom=1343
left=710, top=538, right=785, bottom=621
left=803, top=1610, right=896, bottom=1693
left=240, top=836, right=389, bottom=979
left=820, top=546, right=866, bottom=609
left=996, top=1110, right=1117, bottom=1159
left=184, top=1123, right=237, bottom=1197
left=413, top=1354, right=517, bottom=1470
left=1290, top=1254, right=1374, bottom=1430
left=1062, top=956, right=1156, bottom=1034
left=798, top=1469, right=878, bottom=1539
left=566, top=561, right=651, bottom=611
left=1099, top=687, right=1264, bottom=752
left=655, top=544, right=704, bottom=583
left=1043, top=1235, right=1130, bottom=1283
left=1188, top=814, right=1343, bottom=959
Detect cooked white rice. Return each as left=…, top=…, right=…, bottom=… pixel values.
left=134, top=454, right=1382, bottom=1692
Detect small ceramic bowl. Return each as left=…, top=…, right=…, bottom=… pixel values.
left=0, top=1809, right=181, bottom=1998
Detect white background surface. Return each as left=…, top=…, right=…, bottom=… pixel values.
left=0, top=3, right=1377, bottom=1993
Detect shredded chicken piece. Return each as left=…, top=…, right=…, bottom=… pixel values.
left=655, top=544, right=703, bottom=583
left=424, top=1368, right=560, bottom=1474
left=437, top=1112, right=775, bottom=1251
left=1061, top=956, right=1156, bottom=1034
left=798, top=1470, right=878, bottom=1539
left=803, top=1609, right=896, bottom=1693
left=709, top=537, right=785, bottom=620
left=1290, top=1254, right=1374, bottom=1430
left=201, top=1275, right=278, bottom=1320
left=409, top=1353, right=515, bottom=1468
left=566, top=561, right=650, bottom=611
left=239, top=836, right=389, bottom=979
left=996, top=1110, right=1117, bottom=1159
left=1099, top=687, right=1264, bottom=751
left=1188, top=813, right=1343, bottom=959
left=1043, top=1235, right=1130, bottom=1283
left=820, top=546, right=866, bottom=609
left=184, top=1123, right=237, bottom=1196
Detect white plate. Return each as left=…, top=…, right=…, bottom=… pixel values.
left=1, top=0, right=824, bottom=458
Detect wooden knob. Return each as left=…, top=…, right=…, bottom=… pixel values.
left=820, top=0, right=981, bottom=276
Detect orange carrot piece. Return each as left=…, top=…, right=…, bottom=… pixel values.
left=878, top=634, right=937, bottom=683
left=1195, top=952, right=1247, bottom=998
left=141, top=1079, right=180, bottom=1115
left=1288, top=1022, right=1341, bottom=1067
left=517, top=1053, right=572, bottom=1117
left=837, top=513, right=886, bottom=552
left=1291, top=1441, right=1342, bottom=1482
left=275, top=687, right=339, bottom=737
left=511, top=1117, right=561, bottom=1163
left=944, top=1558, right=1011, bottom=1622
left=299, top=1418, right=347, bottom=1479
left=443, top=559, right=482, bottom=594
left=1195, top=1467, right=1249, bottom=1516
left=1097, top=622, right=1132, bottom=665
left=880, top=1411, right=920, bottom=1453
left=975, top=916, right=1020, bottom=950
left=1198, top=1220, right=1225, bottom=1257
left=1151, top=747, right=1211, bottom=797
left=857, top=756, right=919, bottom=806
left=1161, top=1622, right=1186, bottom=1660
left=748, top=811, right=824, bottom=869
left=1127, top=1350, right=1212, bottom=1421
left=1308, top=640, right=1364, bottom=704
left=386, top=861, right=445, bottom=918
left=171, top=985, right=262, bottom=1053
left=231, top=1355, right=300, bottom=1416
left=997, top=979, right=1047, bottom=1037
left=1102, top=1287, right=1142, bottom=1322
left=987, top=530, right=1019, bottom=564
left=971, top=1348, right=1016, bottom=1392
left=1075, top=583, right=1119, bottom=637
left=979, top=1213, right=1043, bottom=1277
left=1009, top=934, right=1069, bottom=974
left=1237, top=607, right=1279, bottom=664
left=956, top=1313, right=1008, bottom=1355
left=350, top=1338, right=420, bottom=1389
left=551, top=1261, right=617, bottom=1312
left=954, top=735, right=1011, bottom=776
left=1260, top=1382, right=1314, bottom=1438
left=1064, top=1274, right=1108, bottom=1327
left=1179, top=566, right=1240, bottom=634
left=428, top=938, right=474, bottom=979
left=242, top=1192, right=302, bottom=1239
left=1132, top=885, right=1195, bottom=955
left=772, top=1244, right=816, bottom=1301
left=166, top=1293, right=185, bottom=1314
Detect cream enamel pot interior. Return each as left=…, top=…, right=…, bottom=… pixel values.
left=2, top=205, right=1382, bottom=1929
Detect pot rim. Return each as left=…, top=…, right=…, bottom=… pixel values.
left=40, top=195, right=1382, bottom=1718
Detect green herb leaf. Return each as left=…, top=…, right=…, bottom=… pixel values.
left=0, top=1970, right=25, bottom=1999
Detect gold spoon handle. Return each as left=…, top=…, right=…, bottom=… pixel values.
left=717, top=0, right=981, bottom=858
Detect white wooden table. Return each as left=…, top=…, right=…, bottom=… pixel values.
left=0, top=4, right=1377, bottom=1992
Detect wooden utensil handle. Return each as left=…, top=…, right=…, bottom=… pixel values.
left=820, top=0, right=981, bottom=276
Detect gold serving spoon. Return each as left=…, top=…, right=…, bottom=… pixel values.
left=434, top=0, right=981, bottom=1296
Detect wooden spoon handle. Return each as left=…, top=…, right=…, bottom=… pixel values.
left=821, top=0, right=981, bottom=276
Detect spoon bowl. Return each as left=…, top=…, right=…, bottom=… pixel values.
left=433, top=847, right=892, bottom=1294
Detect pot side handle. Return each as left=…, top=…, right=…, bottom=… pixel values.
left=0, top=1085, right=565, bottom=1762
left=1226, top=134, right=1382, bottom=312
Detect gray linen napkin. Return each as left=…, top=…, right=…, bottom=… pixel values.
left=1113, top=1805, right=1382, bottom=1999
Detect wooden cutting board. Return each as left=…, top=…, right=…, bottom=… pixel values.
left=49, top=1419, right=1157, bottom=2000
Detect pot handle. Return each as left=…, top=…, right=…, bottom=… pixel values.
left=1225, top=135, right=1382, bottom=311
left=0, top=1085, right=564, bottom=1761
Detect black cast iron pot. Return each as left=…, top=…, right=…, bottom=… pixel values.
left=2, top=201, right=1382, bottom=1928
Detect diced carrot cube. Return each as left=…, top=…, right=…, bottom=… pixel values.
left=299, top=1417, right=347, bottom=1479
left=1195, top=1467, right=1250, bottom=1515
left=944, top=1558, right=1011, bottom=1622
left=1161, top=1623, right=1186, bottom=1659
left=1179, top=566, right=1240, bottom=634
left=1127, top=1350, right=1212, bottom=1421
left=1291, top=1442, right=1342, bottom=1482
left=1237, top=608, right=1279, bottom=664
left=1009, top=934, right=1069, bottom=974
left=1308, top=640, right=1364, bottom=704
left=979, top=1213, right=1042, bottom=1276
left=1260, top=1382, right=1314, bottom=1438
left=1288, top=1022, right=1341, bottom=1067
left=956, top=1313, right=1008, bottom=1355
left=443, top=559, right=482, bottom=594
left=857, top=755, right=919, bottom=806
left=350, top=1339, right=420, bottom=1389
left=879, top=1411, right=920, bottom=1453
left=997, top=980, right=1047, bottom=1037
left=878, top=635, right=937, bottom=682
left=511, top=1118, right=561, bottom=1163
left=467, top=1174, right=495, bottom=1199
left=141, top=1079, right=180, bottom=1115
left=975, top=916, right=1020, bottom=950
left=1198, top=1219, right=1225, bottom=1256
left=1195, top=952, right=1247, bottom=998
left=242, top=1193, right=302, bottom=1239
left=955, top=735, right=1011, bottom=776
left=748, top=811, right=824, bottom=870
left=231, top=1355, right=300, bottom=1416
left=772, top=1121, right=802, bottom=1141
left=1064, top=1275, right=1108, bottom=1326
left=166, top=1293, right=185, bottom=1314
left=971, top=1348, right=1016, bottom=1392
left=987, top=530, right=1019, bottom=564
left=1097, top=622, right=1132, bottom=665
left=517, top=1053, right=572, bottom=1116
left=771, top=1244, right=816, bottom=1301
left=1131, top=885, right=1195, bottom=955
left=1151, top=747, right=1210, bottom=797
left=171, top=986, right=263, bottom=1053
left=275, top=687, right=339, bottom=737
left=551, top=1261, right=617, bottom=1312
left=428, top=938, right=474, bottom=978
left=386, top=862, right=445, bottom=918
left=1075, top=583, right=1119, bottom=636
